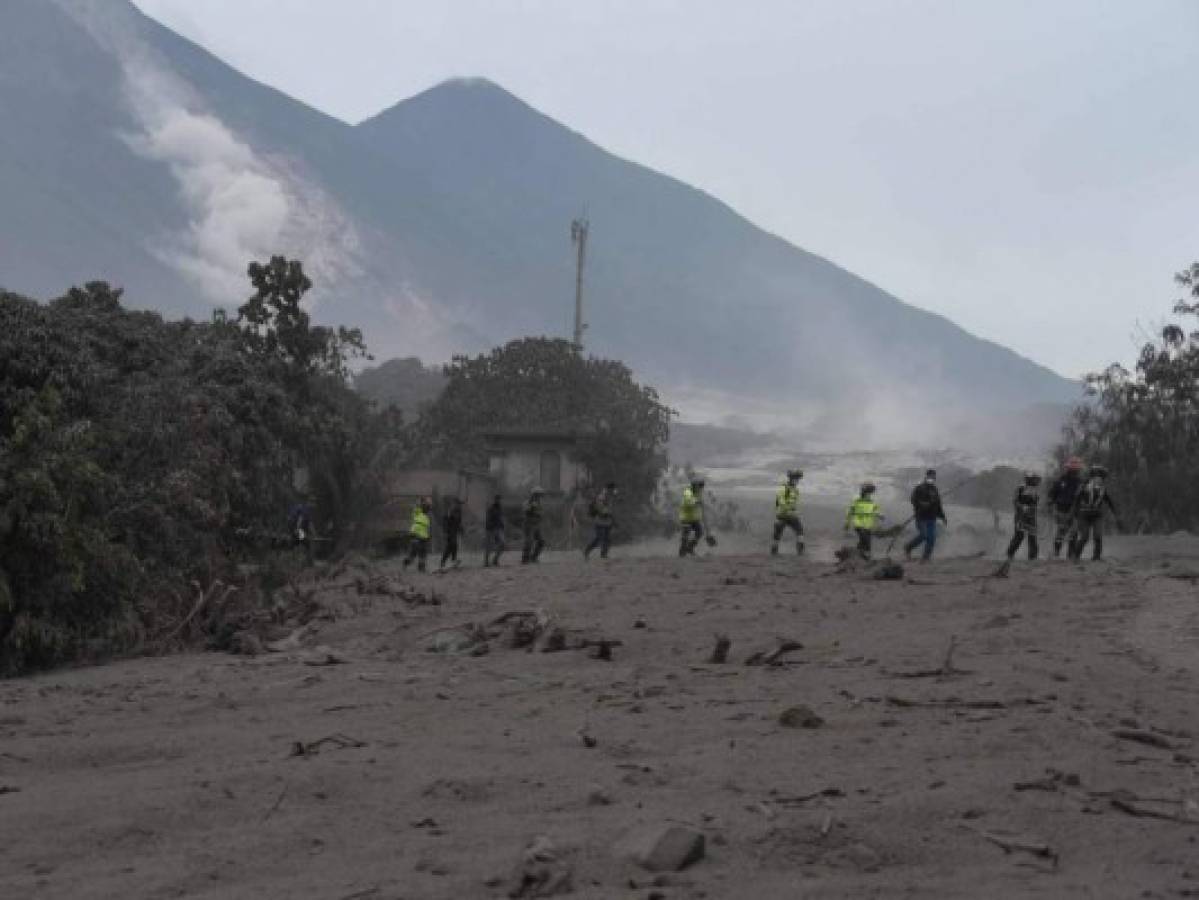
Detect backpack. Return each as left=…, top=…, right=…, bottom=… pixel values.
left=588, top=498, right=600, bottom=518
left=1077, top=482, right=1105, bottom=515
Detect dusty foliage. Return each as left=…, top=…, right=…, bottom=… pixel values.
left=0, top=258, right=402, bottom=675
left=1058, top=262, right=1199, bottom=532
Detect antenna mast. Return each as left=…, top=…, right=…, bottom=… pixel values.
left=570, top=217, right=589, bottom=349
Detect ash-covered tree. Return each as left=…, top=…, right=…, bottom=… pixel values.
left=1057, top=262, right=1199, bottom=532
left=416, top=337, right=674, bottom=515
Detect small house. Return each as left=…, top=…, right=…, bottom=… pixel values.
left=483, top=426, right=588, bottom=497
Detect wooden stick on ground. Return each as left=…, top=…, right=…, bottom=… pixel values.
left=967, top=827, right=1059, bottom=866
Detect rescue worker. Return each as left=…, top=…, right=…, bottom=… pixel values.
left=771, top=469, right=805, bottom=556
left=521, top=487, right=546, bottom=564
left=401, top=496, right=432, bottom=573
left=584, top=482, right=617, bottom=560
left=1048, top=457, right=1085, bottom=558
left=484, top=494, right=505, bottom=567
left=904, top=469, right=947, bottom=562
left=439, top=496, right=464, bottom=571
left=845, top=483, right=883, bottom=559
left=1005, top=472, right=1041, bottom=561
left=678, top=476, right=707, bottom=557
left=1069, top=465, right=1118, bottom=561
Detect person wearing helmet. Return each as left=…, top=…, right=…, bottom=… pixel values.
left=845, top=482, right=884, bottom=559
left=1048, top=457, right=1086, bottom=557
left=402, top=496, right=433, bottom=573
left=904, top=469, right=947, bottom=562
left=521, top=487, right=547, bottom=564
left=771, top=469, right=805, bottom=556
left=1069, top=465, right=1117, bottom=561
left=1005, top=472, right=1042, bottom=562
left=678, top=477, right=707, bottom=557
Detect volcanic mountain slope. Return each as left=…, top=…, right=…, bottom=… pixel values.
left=2, top=0, right=1077, bottom=430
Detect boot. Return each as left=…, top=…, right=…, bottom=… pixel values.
left=770, top=542, right=779, bottom=556
left=796, top=541, right=805, bottom=556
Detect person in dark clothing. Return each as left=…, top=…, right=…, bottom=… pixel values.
left=288, top=497, right=315, bottom=562
left=1047, top=457, right=1085, bottom=557
left=484, top=495, right=505, bottom=567
left=1005, top=472, right=1042, bottom=561
left=439, top=497, right=464, bottom=570
left=904, top=469, right=948, bottom=562
left=1069, top=465, right=1118, bottom=561
left=521, top=488, right=546, bottom=564
left=584, top=483, right=617, bottom=560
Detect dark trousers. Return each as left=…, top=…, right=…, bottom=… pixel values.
left=522, top=528, right=545, bottom=563
left=771, top=515, right=804, bottom=554
left=1006, top=530, right=1039, bottom=560
left=905, top=519, right=939, bottom=560
left=1052, top=509, right=1075, bottom=557
left=440, top=533, right=460, bottom=568
left=1070, top=515, right=1104, bottom=560
left=484, top=529, right=504, bottom=566
left=586, top=524, right=612, bottom=559
left=403, top=538, right=429, bottom=572
left=679, top=522, right=704, bottom=556
left=855, top=528, right=873, bottom=558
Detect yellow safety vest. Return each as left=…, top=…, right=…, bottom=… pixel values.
left=776, top=484, right=799, bottom=518
left=679, top=487, right=703, bottom=524
left=410, top=507, right=431, bottom=540
left=847, top=498, right=880, bottom=530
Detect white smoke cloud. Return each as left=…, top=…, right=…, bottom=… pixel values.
left=52, top=0, right=363, bottom=308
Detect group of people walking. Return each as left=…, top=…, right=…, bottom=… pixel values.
left=388, top=458, right=1117, bottom=572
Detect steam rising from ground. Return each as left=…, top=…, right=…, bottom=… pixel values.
left=52, top=0, right=364, bottom=309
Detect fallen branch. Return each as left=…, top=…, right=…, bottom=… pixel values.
left=886, top=695, right=1008, bottom=710
left=769, top=787, right=845, bottom=806
left=0, top=785, right=20, bottom=796
left=745, top=639, right=803, bottom=667
left=163, top=579, right=238, bottom=644
left=1109, top=794, right=1199, bottom=825
left=889, top=636, right=970, bottom=678
left=1112, top=728, right=1176, bottom=750
left=967, top=827, right=1059, bottom=866
left=290, top=733, right=367, bottom=758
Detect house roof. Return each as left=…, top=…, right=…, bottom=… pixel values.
left=482, top=423, right=591, bottom=442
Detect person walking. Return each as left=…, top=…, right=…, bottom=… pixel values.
left=845, top=483, right=884, bottom=559
left=1005, top=472, right=1042, bottom=562
left=484, top=494, right=505, bottom=567
left=401, top=496, right=432, bottom=573
left=521, top=487, right=547, bottom=564
left=771, top=469, right=805, bottom=556
left=584, top=482, right=617, bottom=560
left=904, top=469, right=947, bottom=562
left=1069, top=465, right=1118, bottom=561
left=1048, top=457, right=1085, bottom=558
left=439, top=497, right=464, bottom=571
left=678, top=476, right=707, bottom=557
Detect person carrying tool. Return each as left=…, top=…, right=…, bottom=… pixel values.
left=439, top=497, right=464, bottom=571
left=904, top=469, right=948, bottom=562
left=678, top=476, right=707, bottom=557
left=521, top=487, right=547, bottom=564
left=1048, top=457, right=1085, bottom=558
left=1005, top=472, right=1042, bottom=561
left=845, top=482, right=884, bottom=559
left=1069, top=465, right=1118, bottom=561
left=484, top=494, right=505, bottom=567
left=771, top=469, right=805, bottom=556
left=402, top=496, right=433, bottom=573
left=584, top=482, right=617, bottom=560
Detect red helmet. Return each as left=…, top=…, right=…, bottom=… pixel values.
left=1066, top=457, right=1084, bottom=471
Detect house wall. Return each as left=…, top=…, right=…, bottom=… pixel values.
left=488, top=442, right=585, bottom=495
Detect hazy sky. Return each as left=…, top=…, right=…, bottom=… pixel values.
left=131, top=0, right=1198, bottom=378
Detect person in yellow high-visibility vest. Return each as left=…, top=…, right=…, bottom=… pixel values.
left=771, top=469, right=805, bottom=556
left=844, top=483, right=884, bottom=560
left=678, top=477, right=707, bottom=557
left=402, top=496, right=433, bottom=573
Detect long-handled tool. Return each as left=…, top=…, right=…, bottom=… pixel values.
left=884, top=471, right=980, bottom=559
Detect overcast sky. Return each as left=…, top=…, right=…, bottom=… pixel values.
left=131, top=0, right=1198, bottom=378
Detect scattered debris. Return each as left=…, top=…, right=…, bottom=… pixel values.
left=0, top=785, right=20, bottom=796
left=889, top=636, right=968, bottom=679
left=302, top=646, right=348, bottom=666
left=778, top=705, right=825, bottom=729
left=709, top=634, right=731, bottom=664
left=873, top=563, right=904, bottom=581
left=745, top=639, right=803, bottom=667
left=1013, top=769, right=1080, bottom=792
left=767, top=787, right=844, bottom=807
left=967, top=827, right=1059, bottom=866
left=507, top=835, right=574, bottom=898
left=1111, top=728, right=1176, bottom=750
left=289, top=733, right=367, bottom=758
left=886, top=695, right=1009, bottom=710
left=587, top=785, right=614, bottom=807
left=618, top=824, right=706, bottom=873
left=1107, top=791, right=1199, bottom=825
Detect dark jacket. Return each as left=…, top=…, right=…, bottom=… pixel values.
left=591, top=490, right=614, bottom=527
left=1048, top=472, right=1082, bottom=513
left=910, top=482, right=946, bottom=522
left=1013, top=485, right=1039, bottom=531
left=443, top=505, right=463, bottom=539
left=1072, top=480, right=1117, bottom=519
left=485, top=502, right=504, bottom=531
